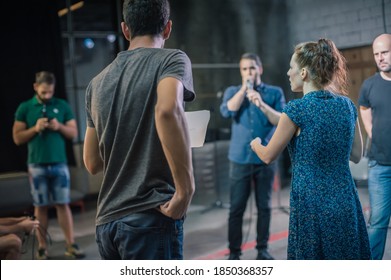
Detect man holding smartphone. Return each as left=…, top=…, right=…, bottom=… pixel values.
left=12, top=71, right=84, bottom=260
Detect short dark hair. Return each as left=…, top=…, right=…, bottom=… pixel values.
left=241, top=53, right=262, bottom=67
left=122, top=0, right=170, bottom=39
left=35, top=71, right=56, bottom=85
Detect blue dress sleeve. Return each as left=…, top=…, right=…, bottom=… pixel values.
left=283, top=99, right=303, bottom=127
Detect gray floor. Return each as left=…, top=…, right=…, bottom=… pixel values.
left=20, top=179, right=391, bottom=260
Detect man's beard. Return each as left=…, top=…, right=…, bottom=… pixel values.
left=36, top=94, right=50, bottom=104
left=378, top=65, right=391, bottom=73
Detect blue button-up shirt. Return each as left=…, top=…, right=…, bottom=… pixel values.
left=220, top=83, right=286, bottom=164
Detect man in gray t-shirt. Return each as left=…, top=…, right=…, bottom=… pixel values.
left=83, top=0, right=196, bottom=260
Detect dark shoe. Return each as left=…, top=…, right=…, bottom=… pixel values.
left=228, top=253, right=241, bottom=260
left=36, top=248, right=48, bottom=260
left=256, top=249, right=274, bottom=260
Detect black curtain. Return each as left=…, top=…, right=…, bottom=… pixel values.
left=0, top=0, right=75, bottom=173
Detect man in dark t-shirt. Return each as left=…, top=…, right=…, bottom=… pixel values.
left=83, top=0, right=196, bottom=260
left=358, top=33, right=391, bottom=260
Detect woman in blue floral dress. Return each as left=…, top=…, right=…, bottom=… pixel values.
left=250, top=38, right=371, bottom=259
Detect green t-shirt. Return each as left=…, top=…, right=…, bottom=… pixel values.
left=14, top=96, right=75, bottom=164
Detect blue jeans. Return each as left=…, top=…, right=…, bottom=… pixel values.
left=28, top=163, right=70, bottom=206
left=95, top=209, right=184, bottom=260
left=228, top=162, right=275, bottom=254
left=367, top=160, right=391, bottom=260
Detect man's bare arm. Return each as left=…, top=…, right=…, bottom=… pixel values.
left=350, top=119, right=363, bottom=163
left=83, top=127, right=103, bottom=175
left=13, top=121, right=39, bottom=145
left=360, top=106, right=372, bottom=139
left=155, top=77, right=195, bottom=220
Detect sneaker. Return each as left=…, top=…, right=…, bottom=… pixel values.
left=36, top=248, right=48, bottom=260
left=65, top=243, right=85, bottom=259
left=256, top=249, right=274, bottom=260
left=228, top=253, right=241, bottom=260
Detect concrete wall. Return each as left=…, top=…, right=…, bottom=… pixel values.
left=286, top=0, right=391, bottom=49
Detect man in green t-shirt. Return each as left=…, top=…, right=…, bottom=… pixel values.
left=12, top=71, right=84, bottom=260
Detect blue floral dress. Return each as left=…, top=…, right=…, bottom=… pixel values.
left=283, top=90, right=371, bottom=259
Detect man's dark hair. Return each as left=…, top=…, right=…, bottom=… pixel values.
left=122, top=0, right=170, bottom=39
left=241, top=53, right=262, bottom=67
left=35, top=71, right=56, bottom=85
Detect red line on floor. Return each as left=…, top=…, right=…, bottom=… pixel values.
left=193, top=230, right=289, bottom=260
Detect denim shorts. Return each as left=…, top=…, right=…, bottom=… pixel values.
left=28, top=163, right=70, bottom=206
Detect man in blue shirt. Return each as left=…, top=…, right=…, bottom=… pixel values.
left=220, top=53, right=286, bottom=260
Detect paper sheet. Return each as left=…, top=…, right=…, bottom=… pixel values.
left=185, top=110, right=210, bottom=147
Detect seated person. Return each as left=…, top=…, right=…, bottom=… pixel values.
left=0, top=216, right=39, bottom=259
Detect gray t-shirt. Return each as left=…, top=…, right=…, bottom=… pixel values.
left=86, top=48, right=195, bottom=225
